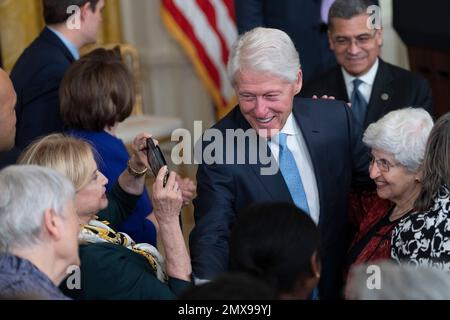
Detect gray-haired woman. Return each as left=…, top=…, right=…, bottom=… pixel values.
left=0, top=165, right=79, bottom=300
left=392, top=112, right=450, bottom=271
left=346, top=108, right=433, bottom=271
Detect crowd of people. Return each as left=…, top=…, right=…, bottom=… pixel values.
left=0, top=0, right=449, bottom=300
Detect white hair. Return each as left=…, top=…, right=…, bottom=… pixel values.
left=0, top=165, right=75, bottom=252
left=346, top=260, right=450, bottom=300
left=227, top=27, right=301, bottom=87
left=363, top=108, right=433, bottom=172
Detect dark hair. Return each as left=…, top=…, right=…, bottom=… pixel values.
left=179, top=273, right=277, bottom=300
left=328, top=0, right=379, bottom=30
left=229, top=202, right=320, bottom=296
left=414, top=113, right=450, bottom=211
left=43, top=0, right=99, bottom=24
left=60, top=47, right=134, bottom=131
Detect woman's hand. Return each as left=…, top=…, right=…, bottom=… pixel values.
left=176, top=174, right=197, bottom=205
left=129, top=132, right=157, bottom=170
left=152, top=166, right=183, bottom=225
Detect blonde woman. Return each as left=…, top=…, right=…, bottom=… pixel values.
left=19, top=133, right=191, bottom=299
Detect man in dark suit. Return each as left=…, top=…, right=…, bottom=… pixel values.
left=301, top=0, right=433, bottom=129
left=189, top=27, right=373, bottom=299
left=10, top=0, right=105, bottom=150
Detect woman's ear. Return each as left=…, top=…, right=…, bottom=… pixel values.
left=43, top=208, right=62, bottom=241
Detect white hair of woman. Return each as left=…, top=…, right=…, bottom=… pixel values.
left=363, top=107, right=434, bottom=172
left=346, top=260, right=450, bottom=300
left=227, top=27, right=301, bottom=87
left=0, top=165, right=79, bottom=299
left=0, top=165, right=75, bottom=252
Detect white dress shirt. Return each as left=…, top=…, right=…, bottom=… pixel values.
left=342, top=58, right=379, bottom=104
left=268, top=114, right=320, bottom=224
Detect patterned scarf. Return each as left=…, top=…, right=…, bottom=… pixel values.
left=79, top=219, right=167, bottom=283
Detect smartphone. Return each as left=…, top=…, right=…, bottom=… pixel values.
left=146, top=138, right=169, bottom=186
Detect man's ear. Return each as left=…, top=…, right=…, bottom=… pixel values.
left=79, top=1, right=93, bottom=22
left=43, top=208, right=62, bottom=241
left=310, top=251, right=321, bottom=279
left=376, top=27, right=384, bottom=47
left=328, top=29, right=335, bottom=51
left=295, top=69, right=303, bottom=94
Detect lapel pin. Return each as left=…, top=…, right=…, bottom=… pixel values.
left=381, top=93, right=389, bottom=101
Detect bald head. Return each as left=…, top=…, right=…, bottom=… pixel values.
left=0, top=68, right=17, bottom=151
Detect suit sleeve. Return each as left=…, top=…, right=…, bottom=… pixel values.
left=234, top=0, right=265, bottom=34
left=189, top=161, right=236, bottom=279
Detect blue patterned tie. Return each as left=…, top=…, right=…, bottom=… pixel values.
left=278, top=133, right=310, bottom=215
left=350, top=78, right=368, bottom=126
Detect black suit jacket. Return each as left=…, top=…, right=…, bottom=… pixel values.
left=300, top=59, right=433, bottom=128
left=190, top=98, right=372, bottom=299
left=10, top=27, right=75, bottom=149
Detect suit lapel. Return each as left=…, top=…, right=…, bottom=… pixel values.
left=364, top=59, right=394, bottom=127
left=233, top=108, right=293, bottom=202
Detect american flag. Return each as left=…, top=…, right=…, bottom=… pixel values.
left=161, top=0, right=238, bottom=119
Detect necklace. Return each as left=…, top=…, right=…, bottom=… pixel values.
left=389, top=206, right=413, bottom=221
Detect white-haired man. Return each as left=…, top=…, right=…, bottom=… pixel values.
left=190, top=27, right=373, bottom=299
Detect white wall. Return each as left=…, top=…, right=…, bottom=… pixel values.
left=119, top=0, right=216, bottom=136
left=379, top=0, right=409, bottom=69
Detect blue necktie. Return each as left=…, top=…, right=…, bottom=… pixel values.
left=350, top=78, right=368, bottom=126
left=278, top=133, right=310, bottom=214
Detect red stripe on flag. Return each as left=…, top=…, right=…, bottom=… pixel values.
left=223, top=0, right=236, bottom=22
left=162, top=0, right=223, bottom=102
left=195, top=0, right=230, bottom=66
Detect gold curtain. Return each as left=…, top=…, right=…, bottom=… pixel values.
left=0, top=0, right=123, bottom=72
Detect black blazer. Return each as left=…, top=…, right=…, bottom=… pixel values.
left=10, top=27, right=75, bottom=149
left=190, top=98, right=373, bottom=299
left=300, top=59, right=434, bottom=128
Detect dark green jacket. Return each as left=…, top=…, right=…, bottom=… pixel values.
left=60, top=183, right=191, bottom=299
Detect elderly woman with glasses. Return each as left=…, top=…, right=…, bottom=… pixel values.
left=346, top=108, right=433, bottom=272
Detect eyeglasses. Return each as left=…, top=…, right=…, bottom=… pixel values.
left=369, top=154, right=400, bottom=172
left=332, top=30, right=379, bottom=48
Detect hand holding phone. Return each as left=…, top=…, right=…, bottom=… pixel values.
left=146, top=138, right=169, bottom=186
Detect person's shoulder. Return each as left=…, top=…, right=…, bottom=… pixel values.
left=382, top=60, right=429, bottom=85
left=294, top=96, right=348, bottom=111
left=11, top=30, right=71, bottom=81
left=79, top=243, right=145, bottom=269
left=301, top=66, right=341, bottom=95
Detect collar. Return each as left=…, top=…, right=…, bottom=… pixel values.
left=270, top=113, right=297, bottom=145
left=47, top=26, right=80, bottom=60
left=342, top=58, right=379, bottom=87
left=280, top=113, right=297, bottom=136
